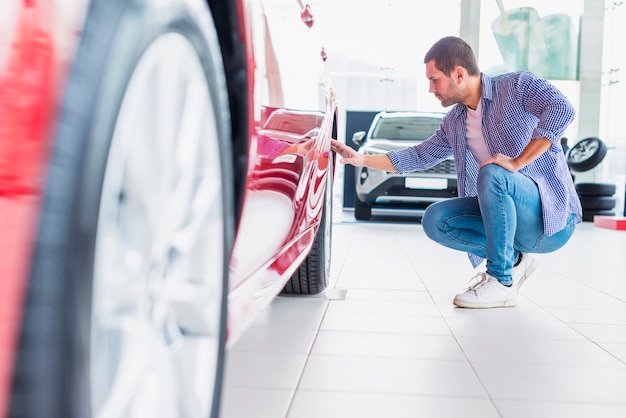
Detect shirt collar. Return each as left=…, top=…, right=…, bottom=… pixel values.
left=481, top=72, right=493, bottom=101
left=449, top=72, right=492, bottom=120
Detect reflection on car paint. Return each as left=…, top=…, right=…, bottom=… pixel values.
left=226, top=0, right=335, bottom=344
left=229, top=109, right=325, bottom=286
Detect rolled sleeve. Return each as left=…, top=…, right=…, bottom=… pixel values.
left=387, top=148, right=418, bottom=175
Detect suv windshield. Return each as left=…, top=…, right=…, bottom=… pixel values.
left=371, top=116, right=442, bottom=141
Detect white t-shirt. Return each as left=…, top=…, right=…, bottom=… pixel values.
left=465, top=100, right=491, bottom=163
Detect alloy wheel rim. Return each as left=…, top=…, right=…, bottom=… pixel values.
left=91, top=33, right=225, bottom=418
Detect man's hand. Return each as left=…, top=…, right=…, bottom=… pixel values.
left=479, top=153, right=519, bottom=172
left=479, top=138, right=552, bottom=172
left=331, top=139, right=365, bottom=166
left=331, top=139, right=398, bottom=172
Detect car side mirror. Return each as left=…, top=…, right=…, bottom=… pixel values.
left=352, top=131, right=366, bottom=146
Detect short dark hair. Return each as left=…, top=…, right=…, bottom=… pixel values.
left=424, top=36, right=480, bottom=76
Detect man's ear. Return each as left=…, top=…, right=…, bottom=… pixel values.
left=453, top=66, right=464, bottom=82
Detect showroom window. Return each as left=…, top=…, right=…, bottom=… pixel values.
left=478, top=0, right=583, bottom=80
left=317, top=0, right=462, bottom=112
left=317, top=0, right=625, bottom=214
left=478, top=0, right=584, bottom=143
left=599, top=1, right=626, bottom=215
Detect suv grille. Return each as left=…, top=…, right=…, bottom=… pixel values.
left=386, top=185, right=458, bottom=197
left=415, top=159, right=456, bottom=175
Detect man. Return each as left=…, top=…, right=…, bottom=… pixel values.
left=331, top=36, right=582, bottom=308
left=560, top=137, right=570, bottom=155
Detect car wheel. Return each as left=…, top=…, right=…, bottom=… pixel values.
left=566, top=136, right=607, bottom=172
left=282, top=154, right=333, bottom=295
left=354, top=192, right=372, bottom=220
left=9, top=1, right=232, bottom=418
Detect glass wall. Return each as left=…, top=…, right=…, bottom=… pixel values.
left=600, top=1, right=626, bottom=214
left=478, top=0, right=584, bottom=80
left=478, top=0, right=584, bottom=143
left=317, top=0, right=462, bottom=113
left=317, top=0, right=624, bottom=214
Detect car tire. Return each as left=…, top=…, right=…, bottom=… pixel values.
left=579, top=196, right=617, bottom=211
left=354, top=193, right=372, bottom=220
left=566, top=136, right=607, bottom=172
left=575, top=182, right=617, bottom=197
left=9, top=1, right=232, bottom=418
left=282, top=154, right=334, bottom=295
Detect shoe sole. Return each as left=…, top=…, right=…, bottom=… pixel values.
left=452, top=297, right=518, bottom=309
left=515, top=256, right=538, bottom=293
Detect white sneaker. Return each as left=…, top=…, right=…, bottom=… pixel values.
left=512, top=253, right=537, bottom=293
left=453, top=273, right=518, bottom=308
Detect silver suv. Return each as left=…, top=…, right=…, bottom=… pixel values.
left=352, top=111, right=457, bottom=220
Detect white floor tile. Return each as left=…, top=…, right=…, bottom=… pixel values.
left=473, top=362, right=626, bottom=404
left=222, top=216, right=626, bottom=418
left=543, top=307, right=626, bottom=325
left=223, top=351, right=308, bottom=389
left=523, top=274, right=626, bottom=309
left=493, top=400, right=626, bottom=418
left=437, top=297, right=557, bottom=321
left=247, top=297, right=328, bottom=330
left=229, top=327, right=319, bottom=354
left=457, top=336, right=625, bottom=366
left=298, top=355, right=487, bottom=398
left=320, top=309, right=452, bottom=335
left=220, top=387, right=293, bottom=418
left=324, top=299, right=441, bottom=317
left=335, top=274, right=427, bottom=291
left=444, top=316, right=589, bottom=341
left=310, top=330, right=467, bottom=360
left=567, top=323, right=626, bottom=343
left=600, top=343, right=626, bottom=363
left=341, top=288, right=434, bottom=303
left=288, top=391, right=500, bottom=418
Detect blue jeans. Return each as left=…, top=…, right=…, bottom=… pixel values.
left=422, top=164, right=577, bottom=285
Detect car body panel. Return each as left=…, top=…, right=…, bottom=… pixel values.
left=227, top=0, right=335, bottom=343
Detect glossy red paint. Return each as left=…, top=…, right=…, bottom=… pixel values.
left=0, top=1, right=62, bottom=413
left=226, top=0, right=335, bottom=344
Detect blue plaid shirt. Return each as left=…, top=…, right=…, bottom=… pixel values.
left=388, top=71, right=582, bottom=238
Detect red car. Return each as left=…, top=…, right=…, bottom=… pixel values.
left=0, top=0, right=337, bottom=417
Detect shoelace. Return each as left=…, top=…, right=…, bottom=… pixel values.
left=466, top=272, right=490, bottom=291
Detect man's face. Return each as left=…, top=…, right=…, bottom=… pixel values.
left=426, top=60, right=464, bottom=108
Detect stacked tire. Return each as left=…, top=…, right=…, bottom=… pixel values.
left=566, top=136, right=616, bottom=222
left=576, top=183, right=617, bottom=221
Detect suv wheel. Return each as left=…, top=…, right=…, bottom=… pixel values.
left=354, top=193, right=372, bottom=220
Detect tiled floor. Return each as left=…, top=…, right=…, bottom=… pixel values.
left=221, top=208, right=626, bottom=418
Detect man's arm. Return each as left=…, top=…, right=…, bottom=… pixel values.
left=331, top=139, right=397, bottom=172
left=520, top=72, right=575, bottom=142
